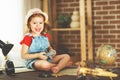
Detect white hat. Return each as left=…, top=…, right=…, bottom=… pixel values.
left=25, top=8, right=48, bottom=24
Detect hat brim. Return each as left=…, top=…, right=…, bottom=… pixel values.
left=25, top=8, right=48, bottom=24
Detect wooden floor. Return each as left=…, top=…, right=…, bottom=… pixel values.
left=0, top=71, right=76, bottom=80
left=0, top=68, right=120, bottom=80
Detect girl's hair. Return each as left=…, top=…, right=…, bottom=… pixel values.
left=26, top=13, right=50, bottom=34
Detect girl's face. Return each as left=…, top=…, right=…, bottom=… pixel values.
left=30, top=16, right=44, bottom=36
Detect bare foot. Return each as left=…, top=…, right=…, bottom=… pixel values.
left=51, top=67, right=60, bottom=74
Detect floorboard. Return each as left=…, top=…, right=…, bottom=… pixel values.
left=0, top=71, right=76, bottom=80
left=0, top=68, right=120, bottom=80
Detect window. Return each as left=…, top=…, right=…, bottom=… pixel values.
left=0, top=0, right=24, bottom=46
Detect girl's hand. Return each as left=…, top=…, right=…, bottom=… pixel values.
left=38, top=52, right=48, bottom=60
left=50, top=49, right=56, bottom=57
left=48, top=46, right=56, bottom=56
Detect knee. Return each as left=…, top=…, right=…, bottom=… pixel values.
left=63, top=54, right=71, bottom=60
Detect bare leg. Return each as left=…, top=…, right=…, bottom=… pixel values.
left=66, top=60, right=73, bottom=67
left=51, top=54, right=71, bottom=73
left=34, top=60, right=56, bottom=71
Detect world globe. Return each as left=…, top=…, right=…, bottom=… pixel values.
left=96, top=44, right=117, bottom=66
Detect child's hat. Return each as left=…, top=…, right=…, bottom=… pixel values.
left=25, top=8, right=48, bottom=24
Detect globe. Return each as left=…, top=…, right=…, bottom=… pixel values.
left=96, top=44, right=117, bottom=66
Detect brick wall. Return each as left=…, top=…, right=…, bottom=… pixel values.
left=93, top=0, right=120, bottom=67
left=53, top=0, right=120, bottom=67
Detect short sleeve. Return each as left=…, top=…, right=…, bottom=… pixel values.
left=20, top=35, right=32, bottom=46
left=43, top=33, right=51, bottom=40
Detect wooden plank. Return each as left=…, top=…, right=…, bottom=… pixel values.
left=87, top=0, right=93, bottom=62
left=51, top=0, right=58, bottom=51
left=79, top=0, right=86, bottom=66
left=43, top=0, right=49, bottom=15
left=51, top=0, right=57, bottom=27
left=51, top=28, right=81, bottom=31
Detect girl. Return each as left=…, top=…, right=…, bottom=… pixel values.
left=20, top=8, right=72, bottom=74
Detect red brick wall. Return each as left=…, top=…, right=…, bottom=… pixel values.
left=93, top=0, right=120, bottom=67
left=54, top=0, right=120, bottom=67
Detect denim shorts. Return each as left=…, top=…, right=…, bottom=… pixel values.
left=25, top=58, right=39, bottom=70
